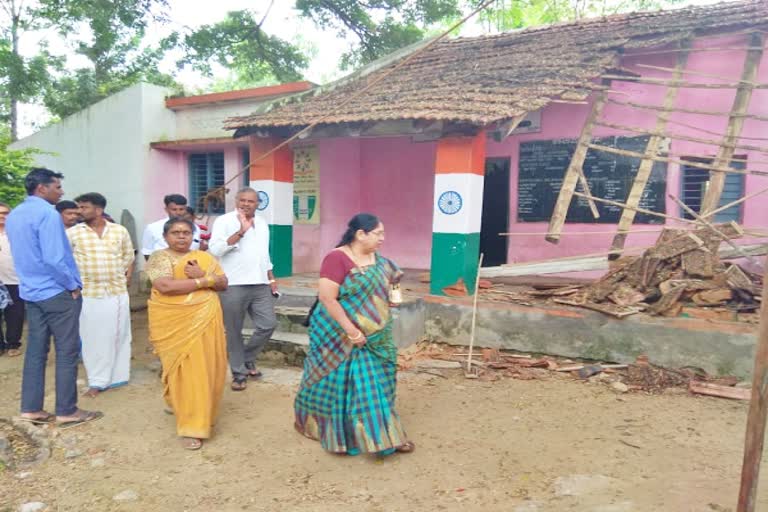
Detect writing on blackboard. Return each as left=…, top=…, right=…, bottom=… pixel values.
left=517, top=136, right=667, bottom=224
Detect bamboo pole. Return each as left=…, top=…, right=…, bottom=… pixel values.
left=628, top=46, right=765, bottom=57
left=665, top=118, right=768, bottom=143
left=707, top=185, right=768, bottom=219
left=701, top=33, right=765, bottom=219
left=610, top=42, right=689, bottom=260
left=668, top=194, right=760, bottom=267
left=600, top=74, right=768, bottom=89
left=605, top=98, right=768, bottom=124
left=737, top=256, right=768, bottom=512
left=585, top=143, right=768, bottom=177
left=546, top=82, right=611, bottom=243
left=593, top=120, right=768, bottom=155
left=633, top=63, right=761, bottom=85
left=500, top=229, right=768, bottom=237
left=573, top=191, right=695, bottom=225
left=466, top=253, right=484, bottom=374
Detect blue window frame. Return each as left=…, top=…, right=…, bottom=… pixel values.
left=680, top=157, right=745, bottom=223
left=189, top=152, right=225, bottom=214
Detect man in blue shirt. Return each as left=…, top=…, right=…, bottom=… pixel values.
left=7, top=168, right=103, bottom=427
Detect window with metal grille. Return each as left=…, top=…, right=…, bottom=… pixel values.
left=680, top=157, right=745, bottom=223
left=189, top=153, right=225, bottom=214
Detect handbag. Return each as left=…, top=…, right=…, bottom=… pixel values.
left=302, top=297, right=319, bottom=327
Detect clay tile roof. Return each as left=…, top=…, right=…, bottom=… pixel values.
left=225, top=0, right=768, bottom=134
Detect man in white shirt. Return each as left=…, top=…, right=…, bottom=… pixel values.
left=209, top=187, right=278, bottom=391
left=141, top=194, right=200, bottom=260
left=0, top=202, right=24, bottom=357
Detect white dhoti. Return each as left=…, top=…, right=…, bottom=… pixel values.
left=80, top=292, right=132, bottom=390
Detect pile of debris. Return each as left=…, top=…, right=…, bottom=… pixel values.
left=398, top=342, right=751, bottom=399
left=483, top=222, right=763, bottom=320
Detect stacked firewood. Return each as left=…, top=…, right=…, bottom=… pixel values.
left=528, top=222, right=763, bottom=319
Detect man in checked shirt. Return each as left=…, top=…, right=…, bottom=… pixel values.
left=68, top=192, right=135, bottom=398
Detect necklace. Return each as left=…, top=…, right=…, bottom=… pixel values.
left=347, top=246, right=374, bottom=272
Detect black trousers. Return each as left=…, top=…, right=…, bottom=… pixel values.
left=0, top=284, right=25, bottom=350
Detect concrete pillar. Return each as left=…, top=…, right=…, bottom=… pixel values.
left=248, top=136, right=293, bottom=277
left=430, top=133, right=486, bottom=295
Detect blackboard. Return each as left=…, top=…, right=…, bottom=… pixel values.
left=517, top=136, right=667, bottom=223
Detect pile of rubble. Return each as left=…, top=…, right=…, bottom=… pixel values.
left=483, top=223, right=763, bottom=320
left=398, top=342, right=751, bottom=399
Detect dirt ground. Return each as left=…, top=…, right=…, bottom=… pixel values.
left=0, top=310, right=766, bottom=512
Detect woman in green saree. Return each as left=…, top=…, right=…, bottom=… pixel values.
left=294, top=213, right=415, bottom=456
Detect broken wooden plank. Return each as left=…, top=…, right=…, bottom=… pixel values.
left=682, top=249, right=716, bottom=278
left=690, top=380, right=751, bottom=401
left=478, top=244, right=768, bottom=279
left=609, top=40, right=690, bottom=260
left=546, top=82, right=611, bottom=244
left=608, top=284, right=647, bottom=307
left=692, top=288, right=733, bottom=306
left=701, top=33, right=765, bottom=218
left=647, top=233, right=705, bottom=260
left=670, top=195, right=759, bottom=268
left=527, top=286, right=583, bottom=297
left=554, top=298, right=642, bottom=318
left=649, top=285, right=686, bottom=316
left=726, top=265, right=758, bottom=291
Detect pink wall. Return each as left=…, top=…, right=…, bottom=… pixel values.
left=360, top=137, right=436, bottom=269
left=145, top=144, right=246, bottom=225
left=486, top=32, right=768, bottom=265
left=287, top=32, right=768, bottom=275
left=292, top=136, right=436, bottom=272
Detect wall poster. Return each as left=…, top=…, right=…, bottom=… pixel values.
left=293, top=145, right=320, bottom=224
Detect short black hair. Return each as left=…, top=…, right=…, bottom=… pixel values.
left=74, top=192, right=107, bottom=209
left=55, top=200, right=78, bottom=213
left=25, top=168, right=64, bottom=195
left=163, top=217, right=195, bottom=235
left=186, top=206, right=195, bottom=216
left=164, top=194, right=187, bottom=207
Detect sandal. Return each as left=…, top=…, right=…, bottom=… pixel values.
left=56, top=409, right=104, bottom=429
left=181, top=437, right=202, bottom=450
left=6, top=348, right=21, bottom=357
left=18, top=411, right=56, bottom=424
left=231, top=377, right=247, bottom=391
left=244, top=362, right=263, bottom=380
left=396, top=441, right=416, bottom=454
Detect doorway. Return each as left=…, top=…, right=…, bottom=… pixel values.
left=480, top=158, right=510, bottom=268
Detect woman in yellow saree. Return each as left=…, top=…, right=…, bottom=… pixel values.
left=145, top=218, right=228, bottom=450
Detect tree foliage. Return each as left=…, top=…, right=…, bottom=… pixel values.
left=0, top=127, right=37, bottom=205
left=295, top=0, right=461, bottom=69
left=39, top=0, right=178, bottom=119
left=467, top=0, right=686, bottom=32
left=177, top=9, right=308, bottom=85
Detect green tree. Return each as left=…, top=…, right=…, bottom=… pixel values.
left=39, top=0, right=178, bottom=119
left=0, top=127, right=38, bottom=205
left=177, top=8, right=309, bottom=86
left=0, top=0, right=57, bottom=141
left=295, top=0, right=461, bottom=68
left=179, top=0, right=462, bottom=90
left=467, top=0, right=686, bottom=32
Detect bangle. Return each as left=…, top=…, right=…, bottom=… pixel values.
left=194, top=278, right=202, bottom=289
left=348, top=331, right=363, bottom=341
left=206, top=276, right=215, bottom=288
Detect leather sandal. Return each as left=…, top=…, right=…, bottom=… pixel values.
left=231, top=377, right=247, bottom=391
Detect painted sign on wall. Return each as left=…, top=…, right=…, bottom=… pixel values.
left=293, top=145, right=320, bottom=224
